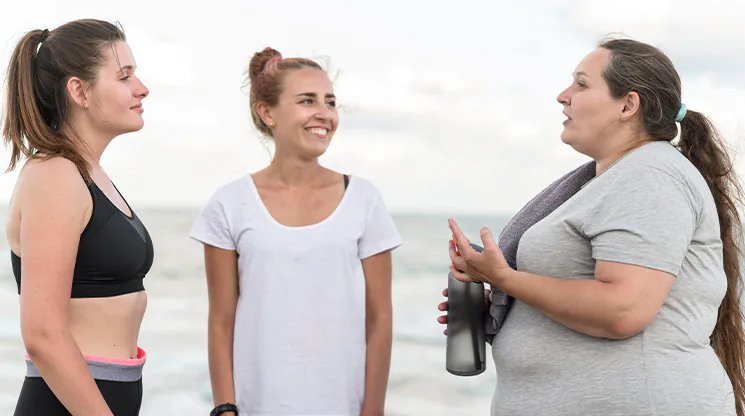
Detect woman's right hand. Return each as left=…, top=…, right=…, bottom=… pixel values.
left=437, top=287, right=491, bottom=335
left=437, top=289, right=450, bottom=335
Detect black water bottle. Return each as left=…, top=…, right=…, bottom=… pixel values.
left=446, top=243, right=486, bottom=376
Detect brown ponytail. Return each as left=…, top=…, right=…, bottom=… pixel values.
left=678, top=110, right=745, bottom=416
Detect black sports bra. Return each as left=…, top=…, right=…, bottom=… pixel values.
left=11, top=181, right=154, bottom=298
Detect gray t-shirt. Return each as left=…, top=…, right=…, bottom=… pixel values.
left=491, top=141, right=735, bottom=415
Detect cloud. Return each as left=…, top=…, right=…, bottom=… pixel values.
left=560, top=0, right=745, bottom=84
left=0, top=0, right=742, bottom=216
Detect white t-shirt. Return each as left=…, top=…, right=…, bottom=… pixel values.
left=190, top=174, right=402, bottom=416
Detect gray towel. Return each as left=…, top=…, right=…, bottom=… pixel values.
left=485, top=161, right=596, bottom=344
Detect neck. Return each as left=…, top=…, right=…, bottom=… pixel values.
left=595, top=152, right=623, bottom=176
left=63, top=118, right=114, bottom=170
left=593, top=131, right=652, bottom=175
left=266, top=154, right=324, bottom=187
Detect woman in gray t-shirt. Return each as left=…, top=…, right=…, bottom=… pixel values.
left=441, top=39, right=745, bottom=415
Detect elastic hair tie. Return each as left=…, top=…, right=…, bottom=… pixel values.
left=36, top=29, right=49, bottom=55
left=675, top=103, right=687, bottom=122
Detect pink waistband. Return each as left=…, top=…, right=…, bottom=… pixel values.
left=25, top=347, right=147, bottom=367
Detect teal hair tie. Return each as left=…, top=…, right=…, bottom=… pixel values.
left=675, top=104, right=687, bottom=122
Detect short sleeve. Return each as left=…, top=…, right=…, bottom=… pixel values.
left=583, top=167, right=698, bottom=276
left=358, top=187, right=402, bottom=259
left=190, top=188, right=236, bottom=251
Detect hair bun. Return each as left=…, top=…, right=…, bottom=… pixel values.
left=248, top=47, right=282, bottom=83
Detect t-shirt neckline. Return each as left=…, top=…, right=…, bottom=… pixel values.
left=245, top=174, right=355, bottom=230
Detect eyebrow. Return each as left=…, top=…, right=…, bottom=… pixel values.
left=118, top=65, right=135, bottom=74
left=574, top=71, right=589, bottom=78
left=295, top=92, right=336, bottom=99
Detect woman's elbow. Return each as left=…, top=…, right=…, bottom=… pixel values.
left=366, top=307, right=392, bottom=329
left=21, top=320, right=65, bottom=359
left=605, top=311, right=655, bottom=340
left=208, top=309, right=236, bottom=334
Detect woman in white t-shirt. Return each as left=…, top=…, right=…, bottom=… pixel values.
left=190, top=47, right=402, bottom=416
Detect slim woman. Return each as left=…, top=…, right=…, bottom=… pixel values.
left=191, top=48, right=401, bottom=416
left=4, top=19, right=153, bottom=415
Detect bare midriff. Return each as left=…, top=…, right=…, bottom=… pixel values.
left=67, top=291, right=147, bottom=360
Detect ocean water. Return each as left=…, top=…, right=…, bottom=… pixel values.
left=0, top=207, right=510, bottom=415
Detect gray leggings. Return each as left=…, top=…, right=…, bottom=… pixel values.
left=14, top=353, right=145, bottom=415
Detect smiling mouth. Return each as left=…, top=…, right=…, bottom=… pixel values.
left=306, top=127, right=329, bottom=138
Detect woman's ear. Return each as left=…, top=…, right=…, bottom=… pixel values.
left=620, top=91, right=641, bottom=121
left=257, top=102, right=276, bottom=128
left=66, top=76, right=89, bottom=109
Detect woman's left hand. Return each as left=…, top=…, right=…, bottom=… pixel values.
left=448, top=218, right=512, bottom=288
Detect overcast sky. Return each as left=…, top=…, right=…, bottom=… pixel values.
left=1, top=0, right=743, bottom=215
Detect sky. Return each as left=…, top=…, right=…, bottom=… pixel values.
left=0, top=0, right=743, bottom=215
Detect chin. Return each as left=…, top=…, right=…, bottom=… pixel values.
left=111, top=124, right=144, bottom=138
left=306, top=146, right=329, bottom=158
left=559, top=129, right=577, bottom=146
left=125, top=119, right=145, bottom=133
left=559, top=135, right=594, bottom=158
left=303, top=138, right=331, bottom=157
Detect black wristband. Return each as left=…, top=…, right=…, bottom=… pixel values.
left=210, top=403, right=239, bottom=416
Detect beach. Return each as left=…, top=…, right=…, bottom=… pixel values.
left=0, top=207, right=507, bottom=415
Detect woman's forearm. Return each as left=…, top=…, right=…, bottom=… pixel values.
left=24, top=329, right=113, bottom=415
left=208, top=319, right=237, bottom=411
left=499, top=270, right=636, bottom=339
left=203, top=245, right=240, bottom=415
left=361, top=310, right=392, bottom=416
